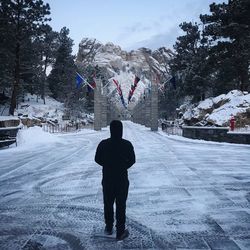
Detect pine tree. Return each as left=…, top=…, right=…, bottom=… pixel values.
left=200, top=0, right=250, bottom=92
left=170, top=22, right=211, bottom=101
left=0, top=1, right=14, bottom=92
left=47, top=27, right=76, bottom=102
left=0, top=0, right=51, bottom=115
left=33, top=25, right=59, bottom=104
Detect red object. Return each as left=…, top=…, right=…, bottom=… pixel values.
left=113, top=79, right=122, bottom=96
left=230, top=116, right=235, bottom=131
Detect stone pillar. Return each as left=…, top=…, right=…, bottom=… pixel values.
left=94, top=78, right=102, bottom=131
left=139, top=100, right=144, bottom=125
left=101, top=95, right=107, bottom=128
left=134, top=103, right=138, bottom=124
left=141, top=100, right=146, bottom=125
left=137, top=101, right=141, bottom=125
left=110, top=102, right=118, bottom=122
left=145, top=97, right=151, bottom=127
left=151, top=83, right=158, bottom=131
left=107, top=100, right=111, bottom=125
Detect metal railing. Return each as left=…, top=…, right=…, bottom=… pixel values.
left=162, top=124, right=183, bottom=136
left=42, top=123, right=93, bottom=133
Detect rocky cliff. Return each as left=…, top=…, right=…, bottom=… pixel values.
left=76, top=38, right=173, bottom=107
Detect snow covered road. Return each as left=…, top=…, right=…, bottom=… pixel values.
left=0, top=121, right=250, bottom=249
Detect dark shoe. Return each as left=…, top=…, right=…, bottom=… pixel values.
left=104, top=226, right=113, bottom=235
left=116, top=229, right=129, bottom=241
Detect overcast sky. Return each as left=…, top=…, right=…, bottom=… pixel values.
left=45, top=0, right=225, bottom=55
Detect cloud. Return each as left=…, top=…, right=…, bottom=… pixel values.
left=116, top=0, right=212, bottom=51
left=124, top=26, right=183, bottom=51
left=117, top=22, right=156, bottom=47
left=123, top=22, right=153, bottom=34
left=70, top=0, right=225, bottom=53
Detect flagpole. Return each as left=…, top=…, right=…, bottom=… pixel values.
left=76, top=72, right=95, bottom=90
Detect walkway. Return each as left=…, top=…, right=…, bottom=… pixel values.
left=0, top=121, right=250, bottom=249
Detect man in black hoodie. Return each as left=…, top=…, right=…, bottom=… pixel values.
left=95, top=120, right=136, bottom=240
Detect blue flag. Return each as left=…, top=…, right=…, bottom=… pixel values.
left=170, top=76, right=176, bottom=89
left=76, top=72, right=84, bottom=88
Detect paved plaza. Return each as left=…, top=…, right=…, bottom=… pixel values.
left=0, top=122, right=250, bottom=249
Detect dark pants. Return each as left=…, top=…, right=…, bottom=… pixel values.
left=102, top=179, right=129, bottom=234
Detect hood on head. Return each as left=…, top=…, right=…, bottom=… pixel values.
left=110, top=120, right=123, bottom=139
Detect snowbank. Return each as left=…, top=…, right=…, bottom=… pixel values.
left=158, top=130, right=250, bottom=147
left=16, top=126, right=61, bottom=149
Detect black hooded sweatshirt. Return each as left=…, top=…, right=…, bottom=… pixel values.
left=95, top=121, right=136, bottom=182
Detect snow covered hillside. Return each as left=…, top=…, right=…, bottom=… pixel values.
left=178, top=90, right=250, bottom=128
left=0, top=94, right=93, bottom=127
left=16, top=94, right=65, bottom=123
left=76, top=38, right=174, bottom=107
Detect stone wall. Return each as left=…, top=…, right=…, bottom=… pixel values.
left=182, top=126, right=250, bottom=144
left=227, top=132, right=250, bottom=144
left=0, top=118, right=20, bottom=127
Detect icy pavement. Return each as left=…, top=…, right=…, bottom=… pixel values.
left=0, top=121, right=250, bottom=250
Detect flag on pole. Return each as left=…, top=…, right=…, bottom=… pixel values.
left=87, top=80, right=96, bottom=92
left=113, top=79, right=126, bottom=108
left=76, top=72, right=96, bottom=97
left=158, top=83, right=165, bottom=94
left=76, top=72, right=84, bottom=88
left=169, top=76, right=176, bottom=89
left=113, top=79, right=122, bottom=96
left=157, top=75, right=176, bottom=92
left=121, top=95, right=125, bottom=106
left=128, top=76, right=140, bottom=103
left=134, top=76, right=140, bottom=86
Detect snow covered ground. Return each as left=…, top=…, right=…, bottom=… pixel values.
left=180, top=90, right=250, bottom=128
left=0, top=122, right=250, bottom=249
